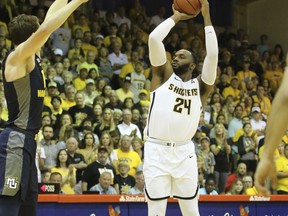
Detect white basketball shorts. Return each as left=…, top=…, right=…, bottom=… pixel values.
left=143, top=139, right=199, bottom=200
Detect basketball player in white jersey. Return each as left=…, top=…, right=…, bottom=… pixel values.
left=143, top=0, right=218, bottom=215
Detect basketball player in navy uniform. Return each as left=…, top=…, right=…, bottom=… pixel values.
left=0, top=0, right=88, bottom=215
left=144, top=0, right=218, bottom=215
left=254, top=54, right=288, bottom=196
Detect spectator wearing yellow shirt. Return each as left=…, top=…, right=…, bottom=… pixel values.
left=81, top=31, right=98, bottom=56
left=116, top=75, right=134, bottom=103
left=252, top=85, right=271, bottom=117
left=44, top=81, right=59, bottom=108
left=119, top=51, right=140, bottom=84
left=236, top=59, right=257, bottom=91
left=67, top=38, right=85, bottom=68
left=246, top=186, right=260, bottom=195
left=51, top=149, right=76, bottom=194
left=72, top=14, right=90, bottom=34
left=264, top=61, right=283, bottom=95
left=258, top=142, right=283, bottom=161
left=62, top=85, right=77, bottom=111
left=73, top=63, right=89, bottom=91
left=115, top=135, right=142, bottom=177
left=222, top=76, right=241, bottom=103
left=103, top=23, right=122, bottom=48
left=82, top=51, right=99, bottom=77
left=275, top=144, right=288, bottom=194
left=233, top=116, right=257, bottom=143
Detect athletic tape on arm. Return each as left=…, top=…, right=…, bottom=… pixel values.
left=201, top=26, right=219, bottom=85
left=148, top=18, right=175, bottom=67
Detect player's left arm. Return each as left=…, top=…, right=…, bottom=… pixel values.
left=197, top=0, right=218, bottom=105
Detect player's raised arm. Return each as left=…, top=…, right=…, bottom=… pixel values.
left=45, top=0, right=69, bottom=19
left=5, top=0, right=88, bottom=82
left=198, top=0, right=218, bottom=103
left=255, top=54, right=288, bottom=196
left=148, top=5, right=196, bottom=90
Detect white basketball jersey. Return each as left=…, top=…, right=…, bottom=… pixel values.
left=147, top=73, right=202, bottom=142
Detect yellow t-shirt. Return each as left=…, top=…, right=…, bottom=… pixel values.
left=62, top=100, right=76, bottom=111
left=252, top=96, right=271, bottom=116
left=51, top=167, right=76, bottom=194
left=115, top=149, right=142, bottom=177
left=119, top=62, right=134, bottom=79
left=258, top=145, right=280, bottom=160
left=246, top=186, right=259, bottom=195
left=264, top=70, right=283, bottom=93
left=236, top=70, right=257, bottom=90
left=73, top=78, right=86, bottom=91
left=233, top=128, right=258, bottom=143
left=222, top=86, right=241, bottom=102
left=115, top=88, right=134, bottom=103
left=103, top=36, right=122, bottom=47
left=276, top=156, right=288, bottom=192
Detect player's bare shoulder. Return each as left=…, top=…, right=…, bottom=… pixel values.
left=4, top=49, right=35, bottom=82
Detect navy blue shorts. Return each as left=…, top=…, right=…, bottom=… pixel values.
left=0, top=128, right=38, bottom=216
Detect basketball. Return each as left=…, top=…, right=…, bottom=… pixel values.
left=173, top=0, right=201, bottom=15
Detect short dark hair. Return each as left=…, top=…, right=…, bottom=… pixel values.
left=8, top=14, right=39, bottom=46
left=50, top=172, right=62, bottom=181
left=51, top=95, right=62, bottom=105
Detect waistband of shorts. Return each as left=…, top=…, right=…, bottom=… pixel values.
left=147, top=137, right=191, bottom=147
left=8, top=125, right=37, bottom=138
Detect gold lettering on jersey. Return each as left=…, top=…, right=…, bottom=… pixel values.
left=41, top=69, right=46, bottom=88
left=168, top=84, right=198, bottom=96
left=37, top=90, right=45, bottom=97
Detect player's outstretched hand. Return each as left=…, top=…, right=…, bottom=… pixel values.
left=172, top=4, right=197, bottom=20
left=254, top=158, right=277, bottom=196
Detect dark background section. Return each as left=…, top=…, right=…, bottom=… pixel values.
left=91, top=0, right=234, bottom=26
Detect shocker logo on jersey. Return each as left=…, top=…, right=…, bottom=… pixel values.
left=5, top=177, right=18, bottom=189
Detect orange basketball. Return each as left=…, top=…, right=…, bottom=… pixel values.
left=173, top=0, right=201, bottom=15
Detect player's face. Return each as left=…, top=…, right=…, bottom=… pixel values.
left=172, top=50, right=194, bottom=76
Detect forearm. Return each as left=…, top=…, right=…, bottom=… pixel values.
left=42, top=0, right=84, bottom=36
left=203, top=10, right=212, bottom=26
left=75, top=162, right=87, bottom=169
left=148, top=17, right=175, bottom=66
left=45, top=0, right=69, bottom=20
left=201, top=26, right=218, bottom=85
left=277, top=171, right=288, bottom=178
left=68, top=175, right=76, bottom=187
left=262, top=69, right=288, bottom=159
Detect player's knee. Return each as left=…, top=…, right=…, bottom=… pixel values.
left=178, top=198, right=200, bottom=216
left=147, top=199, right=167, bottom=216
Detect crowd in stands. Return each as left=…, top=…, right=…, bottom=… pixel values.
left=0, top=0, right=288, bottom=196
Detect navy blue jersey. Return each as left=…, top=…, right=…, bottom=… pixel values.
left=2, top=52, right=45, bottom=134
